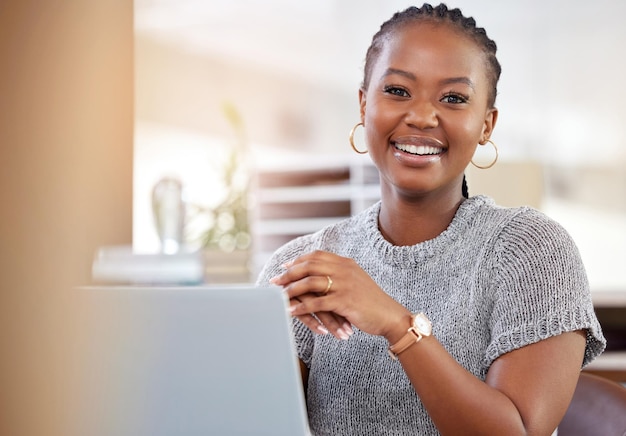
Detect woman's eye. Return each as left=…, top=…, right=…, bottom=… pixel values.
left=383, top=86, right=410, bottom=98
left=441, top=93, right=468, bottom=104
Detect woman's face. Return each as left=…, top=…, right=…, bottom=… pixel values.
left=359, top=22, right=497, bottom=199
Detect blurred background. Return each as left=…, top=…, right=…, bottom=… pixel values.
left=134, top=0, right=625, bottom=290
left=1, top=1, right=624, bottom=435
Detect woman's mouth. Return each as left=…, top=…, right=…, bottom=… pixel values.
left=394, top=143, right=444, bottom=156
left=391, top=136, right=446, bottom=166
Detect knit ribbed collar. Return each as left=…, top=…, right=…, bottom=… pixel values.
left=364, top=195, right=492, bottom=266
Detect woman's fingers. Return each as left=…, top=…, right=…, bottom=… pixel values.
left=275, top=252, right=349, bottom=338
left=313, top=310, right=352, bottom=340
left=271, top=250, right=335, bottom=287
left=286, top=275, right=335, bottom=299
left=290, top=294, right=353, bottom=340
left=274, top=250, right=404, bottom=337
left=291, top=310, right=329, bottom=335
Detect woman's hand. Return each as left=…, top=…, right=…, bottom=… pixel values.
left=270, top=250, right=410, bottom=340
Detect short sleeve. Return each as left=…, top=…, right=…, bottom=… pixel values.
left=485, top=209, right=605, bottom=367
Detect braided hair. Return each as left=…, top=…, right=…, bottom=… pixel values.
left=361, top=3, right=501, bottom=198
left=362, top=3, right=501, bottom=107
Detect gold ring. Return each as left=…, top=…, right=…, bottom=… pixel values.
left=323, top=275, right=333, bottom=294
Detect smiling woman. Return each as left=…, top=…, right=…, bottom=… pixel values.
left=257, top=4, right=605, bottom=435
left=132, top=1, right=626, bottom=430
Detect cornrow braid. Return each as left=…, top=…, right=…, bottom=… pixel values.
left=362, top=3, right=501, bottom=108
left=361, top=3, right=500, bottom=199
left=462, top=175, right=469, bottom=199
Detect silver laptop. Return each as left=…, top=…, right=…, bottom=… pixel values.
left=72, top=285, right=310, bottom=436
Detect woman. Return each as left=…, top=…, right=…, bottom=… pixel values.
left=258, top=4, right=605, bottom=435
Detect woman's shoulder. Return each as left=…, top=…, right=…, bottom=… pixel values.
left=256, top=204, right=379, bottom=283
left=468, top=195, right=582, bottom=263
left=290, top=203, right=377, bottom=248
left=470, top=195, right=571, bottom=238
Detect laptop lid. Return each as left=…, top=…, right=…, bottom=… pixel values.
left=73, top=285, right=310, bottom=436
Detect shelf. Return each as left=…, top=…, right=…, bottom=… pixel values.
left=250, top=157, right=380, bottom=277
left=257, top=184, right=380, bottom=203
left=254, top=217, right=346, bottom=236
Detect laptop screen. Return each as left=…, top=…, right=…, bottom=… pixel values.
left=71, top=285, right=310, bottom=436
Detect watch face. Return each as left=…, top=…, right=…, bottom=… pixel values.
left=414, top=313, right=432, bottom=336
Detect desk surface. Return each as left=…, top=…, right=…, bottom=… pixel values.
left=586, top=351, right=626, bottom=370
left=591, top=290, right=626, bottom=308
left=585, top=352, right=626, bottom=384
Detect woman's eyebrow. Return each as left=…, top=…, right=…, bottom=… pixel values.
left=440, top=77, right=475, bottom=90
left=382, top=68, right=416, bottom=81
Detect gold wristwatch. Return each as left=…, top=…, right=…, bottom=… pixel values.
left=388, top=312, right=432, bottom=360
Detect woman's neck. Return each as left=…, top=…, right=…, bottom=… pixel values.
left=377, top=188, right=465, bottom=246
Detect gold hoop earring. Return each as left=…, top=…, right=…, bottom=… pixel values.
left=471, top=139, right=498, bottom=169
left=349, top=122, right=368, bottom=154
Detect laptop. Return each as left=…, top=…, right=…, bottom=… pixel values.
left=72, top=285, right=310, bottom=436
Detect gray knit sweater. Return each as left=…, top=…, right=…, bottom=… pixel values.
left=256, top=195, right=606, bottom=435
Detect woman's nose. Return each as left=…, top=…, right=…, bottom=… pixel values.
left=404, top=101, right=438, bottom=129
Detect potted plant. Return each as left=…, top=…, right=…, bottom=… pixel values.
left=189, top=103, right=252, bottom=282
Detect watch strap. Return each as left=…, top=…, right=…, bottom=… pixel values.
left=387, top=327, right=422, bottom=360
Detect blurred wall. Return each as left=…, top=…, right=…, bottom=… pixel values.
left=0, top=1, right=133, bottom=435
left=135, top=33, right=357, bottom=153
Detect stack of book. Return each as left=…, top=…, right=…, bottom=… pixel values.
left=92, top=245, right=204, bottom=285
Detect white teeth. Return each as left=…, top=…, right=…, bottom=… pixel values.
left=395, top=143, right=442, bottom=155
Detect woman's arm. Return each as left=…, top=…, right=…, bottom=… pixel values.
left=275, top=250, right=587, bottom=435
left=391, top=323, right=585, bottom=435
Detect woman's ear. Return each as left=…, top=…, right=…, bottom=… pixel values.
left=358, top=88, right=367, bottom=122
left=480, top=107, right=498, bottom=143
